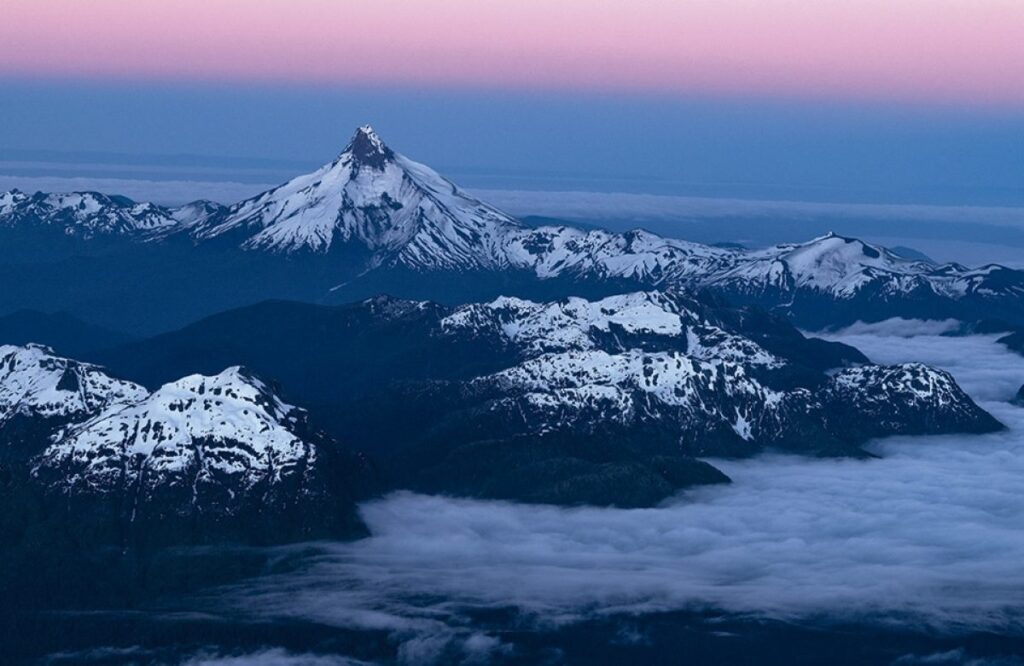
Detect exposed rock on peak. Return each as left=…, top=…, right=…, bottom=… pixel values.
left=346, top=124, right=395, bottom=170
left=187, top=125, right=523, bottom=262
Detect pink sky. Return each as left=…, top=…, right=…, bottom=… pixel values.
left=2, top=0, right=1023, bottom=107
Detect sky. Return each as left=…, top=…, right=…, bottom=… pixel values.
left=3, top=0, right=1023, bottom=106
left=1, top=0, right=1022, bottom=208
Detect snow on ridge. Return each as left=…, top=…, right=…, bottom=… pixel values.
left=0, top=190, right=178, bottom=236
left=475, top=348, right=790, bottom=442
left=442, top=291, right=688, bottom=350
left=500, top=225, right=737, bottom=282
left=41, top=365, right=313, bottom=490
left=704, top=232, right=1023, bottom=300
left=441, top=291, right=780, bottom=367
left=829, top=362, right=963, bottom=405
left=0, top=343, right=319, bottom=494
left=0, top=344, right=146, bottom=425
left=189, top=127, right=524, bottom=265
left=2, top=128, right=1023, bottom=304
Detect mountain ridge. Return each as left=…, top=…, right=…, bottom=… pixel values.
left=87, top=290, right=1001, bottom=507
left=3, top=126, right=1024, bottom=330
left=0, top=345, right=372, bottom=549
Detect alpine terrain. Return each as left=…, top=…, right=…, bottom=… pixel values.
left=2, top=127, right=1024, bottom=333
left=85, top=290, right=1002, bottom=508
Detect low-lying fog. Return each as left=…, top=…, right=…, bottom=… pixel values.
left=191, top=322, right=1024, bottom=661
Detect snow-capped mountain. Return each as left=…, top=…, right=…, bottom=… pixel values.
left=412, top=290, right=999, bottom=450
left=41, top=367, right=320, bottom=494
left=712, top=233, right=940, bottom=298
left=822, top=363, right=1001, bottom=438
left=468, top=349, right=998, bottom=458
left=91, top=291, right=1001, bottom=507
left=174, top=127, right=740, bottom=284
left=34, top=366, right=368, bottom=545
left=503, top=226, right=736, bottom=284
left=168, top=199, right=228, bottom=229
left=3, top=127, right=1024, bottom=330
left=471, top=349, right=798, bottom=446
left=399, top=291, right=1000, bottom=501
left=704, top=233, right=1024, bottom=326
left=440, top=291, right=779, bottom=366
left=189, top=126, right=523, bottom=268
left=0, top=344, right=146, bottom=461
left=0, top=344, right=146, bottom=425
left=457, top=314, right=999, bottom=461
left=0, top=346, right=370, bottom=546
left=0, top=189, right=177, bottom=238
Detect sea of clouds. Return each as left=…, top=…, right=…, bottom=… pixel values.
left=185, top=322, right=1024, bottom=663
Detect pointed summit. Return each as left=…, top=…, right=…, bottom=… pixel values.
left=345, top=125, right=394, bottom=170
left=191, top=123, right=522, bottom=259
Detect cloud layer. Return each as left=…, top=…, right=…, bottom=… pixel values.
left=199, top=326, right=1024, bottom=658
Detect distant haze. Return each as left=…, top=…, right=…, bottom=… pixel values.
left=1, top=82, right=1022, bottom=208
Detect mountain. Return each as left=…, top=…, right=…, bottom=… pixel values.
left=0, top=189, right=176, bottom=238
left=0, top=343, right=147, bottom=462
left=820, top=363, right=1002, bottom=438
left=0, top=310, right=134, bottom=357
left=705, top=233, right=1024, bottom=328
left=0, top=345, right=371, bottom=550
left=94, top=291, right=1000, bottom=507
left=189, top=126, right=523, bottom=269
left=34, top=366, right=370, bottom=547
left=95, top=289, right=864, bottom=407
left=3, top=127, right=1024, bottom=332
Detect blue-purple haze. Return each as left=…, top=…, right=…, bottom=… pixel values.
left=2, top=79, right=1022, bottom=206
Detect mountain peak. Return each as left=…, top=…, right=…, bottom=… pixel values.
left=0, top=343, right=147, bottom=430
left=345, top=124, right=393, bottom=170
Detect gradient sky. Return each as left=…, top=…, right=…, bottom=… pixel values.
left=1, top=1, right=1022, bottom=208
left=3, top=0, right=1023, bottom=107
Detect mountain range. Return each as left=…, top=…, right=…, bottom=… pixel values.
left=0, top=344, right=372, bottom=550
left=1, top=290, right=1000, bottom=547
left=0, top=126, right=1016, bottom=565
left=3, top=126, right=1024, bottom=333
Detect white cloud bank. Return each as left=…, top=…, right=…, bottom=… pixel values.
left=204, top=327, right=1024, bottom=657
